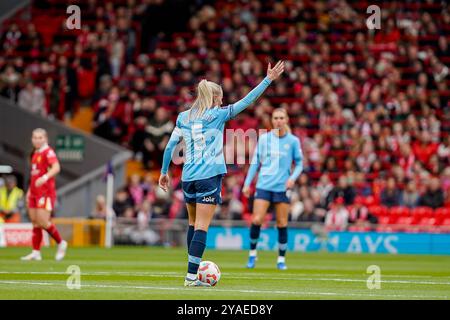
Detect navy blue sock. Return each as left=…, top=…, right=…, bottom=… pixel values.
left=249, top=224, right=261, bottom=251
left=187, top=230, right=207, bottom=275
left=187, top=225, right=194, bottom=251
left=278, top=227, right=288, bottom=257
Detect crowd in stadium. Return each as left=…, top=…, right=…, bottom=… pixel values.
left=1, top=0, right=449, bottom=231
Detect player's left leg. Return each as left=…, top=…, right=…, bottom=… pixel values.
left=36, top=206, right=67, bottom=261
left=182, top=181, right=197, bottom=254
left=186, top=203, right=196, bottom=252
left=274, top=202, right=290, bottom=270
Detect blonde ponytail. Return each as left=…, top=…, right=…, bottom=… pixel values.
left=189, top=79, right=222, bottom=121
left=273, top=107, right=291, bottom=133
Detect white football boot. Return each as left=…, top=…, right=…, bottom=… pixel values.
left=184, top=278, right=211, bottom=287
left=55, top=240, right=68, bottom=261
left=21, top=250, right=42, bottom=261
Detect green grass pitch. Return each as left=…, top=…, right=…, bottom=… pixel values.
left=0, top=246, right=449, bottom=300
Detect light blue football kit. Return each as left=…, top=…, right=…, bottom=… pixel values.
left=161, top=76, right=273, bottom=204
left=244, top=131, right=303, bottom=202
left=245, top=131, right=303, bottom=271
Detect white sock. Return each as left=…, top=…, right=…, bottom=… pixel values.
left=32, top=250, right=40, bottom=254
left=249, top=250, right=257, bottom=257
left=277, top=256, right=285, bottom=264
left=186, top=273, right=197, bottom=281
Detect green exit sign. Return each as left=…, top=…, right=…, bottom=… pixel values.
left=55, top=134, right=85, bottom=162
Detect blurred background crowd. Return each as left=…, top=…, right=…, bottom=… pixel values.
left=1, top=0, right=449, bottom=233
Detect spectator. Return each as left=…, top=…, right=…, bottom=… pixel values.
left=437, top=135, right=450, bottom=165
left=128, top=174, right=144, bottom=208
left=1, top=0, right=449, bottom=223
left=217, top=176, right=243, bottom=220
left=141, top=173, right=157, bottom=203
left=412, top=131, right=438, bottom=167
left=356, top=140, right=376, bottom=173
left=349, top=196, right=377, bottom=227
left=0, top=175, right=24, bottom=223
left=315, top=174, right=333, bottom=205
left=93, top=99, right=123, bottom=142
left=0, top=65, right=21, bottom=101
left=113, top=188, right=134, bottom=217
left=353, top=172, right=372, bottom=196
left=326, top=175, right=356, bottom=207
left=130, top=97, right=157, bottom=156
left=1, top=23, right=21, bottom=50
left=151, top=187, right=171, bottom=219
left=17, top=80, right=47, bottom=116
left=44, top=77, right=60, bottom=117
left=91, top=195, right=115, bottom=220
left=156, top=72, right=177, bottom=96
left=310, top=189, right=327, bottom=219
left=419, top=177, right=444, bottom=209
left=296, top=198, right=322, bottom=223
left=398, top=143, right=415, bottom=178
left=442, top=168, right=450, bottom=199
left=380, top=177, right=402, bottom=207
left=57, top=56, right=78, bottom=118
left=93, top=74, right=113, bottom=103
left=401, top=180, right=420, bottom=209
left=109, top=31, right=125, bottom=79
left=130, top=200, right=160, bottom=245
left=143, top=108, right=174, bottom=168
left=325, top=197, right=349, bottom=231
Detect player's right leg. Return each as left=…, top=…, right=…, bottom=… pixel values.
left=247, top=191, right=271, bottom=269
left=21, top=207, right=42, bottom=261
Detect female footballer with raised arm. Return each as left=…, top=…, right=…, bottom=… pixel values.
left=159, top=60, right=285, bottom=286
left=242, top=108, right=303, bottom=270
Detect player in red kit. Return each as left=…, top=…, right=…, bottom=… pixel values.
left=21, top=128, right=68, bottom=261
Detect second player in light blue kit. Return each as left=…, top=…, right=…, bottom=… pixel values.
left=159, top=61, right=285, bottom=286
left=243, top=108, right=303, bottom=270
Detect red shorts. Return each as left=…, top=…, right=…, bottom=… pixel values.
left=28, top=195, right=56, bottom=211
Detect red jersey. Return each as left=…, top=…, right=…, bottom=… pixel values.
left=29, top=145, right=59, bottom=197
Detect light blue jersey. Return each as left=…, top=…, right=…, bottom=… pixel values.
left=161, top=76, right=272, bottom=182
left=244, top=131, right=303, bottom=192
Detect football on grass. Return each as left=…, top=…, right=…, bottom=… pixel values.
left=197, top=261, right=221, bottom=286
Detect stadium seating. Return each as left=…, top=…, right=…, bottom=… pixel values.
left=1, top=0, right=449, bottom=232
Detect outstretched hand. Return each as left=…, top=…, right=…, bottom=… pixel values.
left=267, top=60, right=285, bottom=81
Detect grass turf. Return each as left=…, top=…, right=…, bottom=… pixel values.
left=0, top=246, right=449, bottom=300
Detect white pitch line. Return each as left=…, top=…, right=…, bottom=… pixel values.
left=1, top=271, right=450, bottom=286
left=0, top=280, right=449, bottom=299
